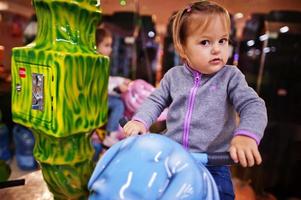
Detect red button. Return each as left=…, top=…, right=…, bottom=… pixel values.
left=19, top=67, right=26, bottom=78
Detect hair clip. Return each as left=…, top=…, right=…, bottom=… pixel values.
left=186, top=4, right=192, bottom=12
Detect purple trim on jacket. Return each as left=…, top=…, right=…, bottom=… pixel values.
left=234, top=129, right=260, bottom=145
left=183, top=66, right=201, bottom=149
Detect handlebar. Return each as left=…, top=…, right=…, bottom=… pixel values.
left=191, top=152, right=235, bottom=166
left=0, top=179, right=25, bottom=189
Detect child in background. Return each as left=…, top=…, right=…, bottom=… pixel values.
left=123, top=1, right=268, bottom=199
left=96, top=28, right=131, bottom=147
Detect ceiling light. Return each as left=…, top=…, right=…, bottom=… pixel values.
left=259, top=34, right=268, bottom=41
left=234, top=12, right=244, bottom=20
left=263, top=47, right=270, bottom=53
left=120, top=0, right=126, bottom=6
left=0, top=2, right=8, bottom=11
left=148, top=31, right=155, bottom=38
left=247, top=40, right=255, bottom=47
left=279, top=26, right=289, bottom=33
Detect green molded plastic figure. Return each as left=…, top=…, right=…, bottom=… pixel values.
left=11, top=0, right=108, bottom=199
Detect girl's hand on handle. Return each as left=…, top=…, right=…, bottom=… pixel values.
left=229, top=135, right=262, bottom=167
left=123, top=120, right=147, bottom=137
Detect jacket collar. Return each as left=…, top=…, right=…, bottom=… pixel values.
left=184, top=62, right=200, bottom=78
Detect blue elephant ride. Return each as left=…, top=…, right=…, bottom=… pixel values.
left=88, top=132, right=234, bottom=200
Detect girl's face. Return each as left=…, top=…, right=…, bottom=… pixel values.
left=97, top=36, right=113, bottom=56
left=182, top=16, right=230, bottom=74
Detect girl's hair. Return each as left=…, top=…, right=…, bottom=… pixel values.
left=172, top=0, right=231, bottom=58
left=96, top=27, right=112, bottom=44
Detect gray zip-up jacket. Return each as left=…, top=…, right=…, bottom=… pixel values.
left=133, top=65, right=267, bottom=153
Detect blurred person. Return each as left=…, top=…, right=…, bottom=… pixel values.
left=96, top=27, right=131, bottom=147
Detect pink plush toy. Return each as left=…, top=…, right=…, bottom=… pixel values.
left=121, top=79, right=167, bottom=121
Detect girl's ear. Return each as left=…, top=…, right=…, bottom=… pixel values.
left=177, top=45, right=187, bottom=60
left=180, top=46, right=192, bottom=65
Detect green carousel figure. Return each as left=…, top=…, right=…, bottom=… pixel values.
left=11, top=0, right=109, bottom=199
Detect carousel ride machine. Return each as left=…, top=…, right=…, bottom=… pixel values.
left=11, top=0, right=109, bottom=199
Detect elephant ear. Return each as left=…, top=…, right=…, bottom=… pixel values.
left=88, top=136, right=136, bottom=189
left=158, top=137, right=220, bottom=200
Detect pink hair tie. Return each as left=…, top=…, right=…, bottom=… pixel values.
left=186, top=4, right=192, bottom=12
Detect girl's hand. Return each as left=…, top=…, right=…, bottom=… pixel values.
left=229, top=135, right=262, bottom=167
left=123, top=120, right=147, bottom=137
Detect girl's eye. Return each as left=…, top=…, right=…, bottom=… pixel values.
left=219, top=38, right=229, bottom=45
left=200, top=40, right=210, bottom=46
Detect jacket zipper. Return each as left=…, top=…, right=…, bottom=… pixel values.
left=183, top=71, right=201, bottom=149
